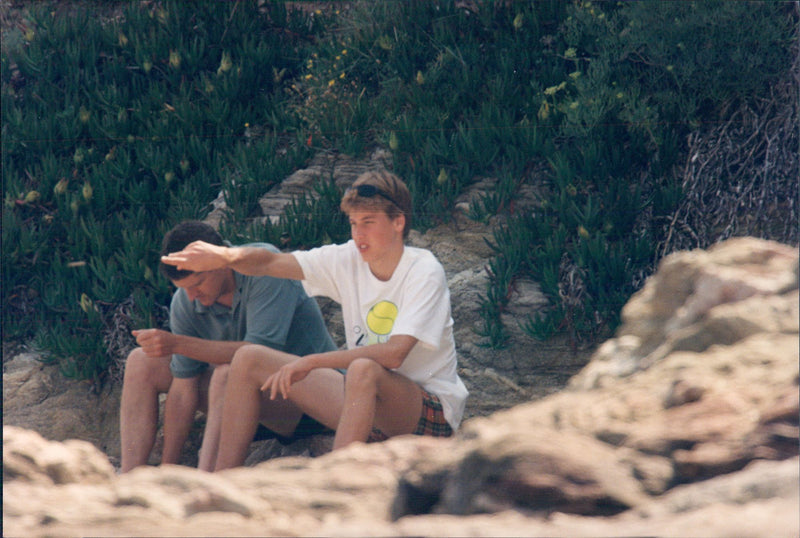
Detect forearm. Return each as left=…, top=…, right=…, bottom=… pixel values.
left=224, top=246, right=282, bottom=276
left=308, top=336, right=417, bottom=371
left=171, top=334, right=250, bottom=365
left=161, top=242, right=303, bottom=280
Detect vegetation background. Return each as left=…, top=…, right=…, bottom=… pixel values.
left=2, top=0, right=797, bottom=386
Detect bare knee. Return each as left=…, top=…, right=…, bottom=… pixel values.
left=229, top=344, right=272, bottom=382
left=344, top=358, right=382, bottom=394
left=209, top=364, right=230, bottom=393
left=123, top=348, right=171, bottom=393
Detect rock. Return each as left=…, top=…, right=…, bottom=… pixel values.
left=435, top=427, right=648, bottom=516
left=390, top=236, right=800, bottom=518
left=2, top=352, right=123, bottom=462
left=572, top=237, right=798, bottom=389
left=3, top=426, right=115, bottom=485
left=4, top=237, right=797, bottom=537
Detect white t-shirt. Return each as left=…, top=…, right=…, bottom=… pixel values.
left=292, top=240, right=468, bottom=430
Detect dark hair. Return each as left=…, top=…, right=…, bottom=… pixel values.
left=159, top=220, right=224, bottom=281
left=340, top=170, right=412, bottom=238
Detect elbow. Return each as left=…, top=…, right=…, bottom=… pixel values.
left=383, top=347, right=408, bottom=370
left=385, top=356, right=404, bottom=370
left=382, top=336, right=416, bottom=369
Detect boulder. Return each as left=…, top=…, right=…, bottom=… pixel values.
left=2, top=352, right=123, bottom=461
left=4, top=237, right=798, bottom=537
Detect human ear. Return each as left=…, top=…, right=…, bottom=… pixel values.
left=392, top=213, right=406, bottom=233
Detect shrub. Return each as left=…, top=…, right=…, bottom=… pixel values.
left=3, top=0, right=796, bottom=381
left=479, top=0, right=798, bottom=347
left=2, top=1, right=321, bottom=384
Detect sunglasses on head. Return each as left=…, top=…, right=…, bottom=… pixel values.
left=351, top=184, right=402, bottom=209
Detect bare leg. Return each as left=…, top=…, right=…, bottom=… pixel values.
left=334, top=358, right=423, bottom=450
left=119, top=348, right=172, bottom=473
left=198, top=365, right=229, bottom=471
left=214, top=345, right=345, bottom=471
left=161, top=373, right=209, bottom=465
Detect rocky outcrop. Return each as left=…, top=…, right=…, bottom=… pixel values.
left=4, top=237, right=798, bottom=537
left=2, top=352, right=123, bottom=462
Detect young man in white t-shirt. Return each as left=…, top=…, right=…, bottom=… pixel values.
left=161, top=170, right=468, bottom=470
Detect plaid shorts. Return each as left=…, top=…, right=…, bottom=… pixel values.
left=367, top=389, right=453, bottom=443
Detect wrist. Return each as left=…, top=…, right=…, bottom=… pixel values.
left=302, top=354, right=321, bottom=370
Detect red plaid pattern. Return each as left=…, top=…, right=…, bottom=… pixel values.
left=367, top=389, right=453, bottom=443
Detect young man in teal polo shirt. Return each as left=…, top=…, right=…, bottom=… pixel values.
left=119, top=221, right=336, bottom=472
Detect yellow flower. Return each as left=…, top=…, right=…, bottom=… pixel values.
left=53, top=178, right=68, bottom=195
left=82, top=182, right=93, bottom=201
left=389, top=131, right=399, bottom=151
left=79, top=106, right=91, bottom=124
left=24, top=190, right=40, bottom=204
left=544, top=81, right=566, bottom=96
left=513, top=13, right=524, bottom=30
left=143, top=59, right=153, bottom=73
left=537, top=101, right=550, bottom=121
left=436, top=168, right=448, bottom=185
left=79, top=293, right=94, bottom=314
left=415, top=71, right=425, bottom=85
left=218, top=51, right=232, bottom=75
left=118, top=32, right=128, bottom=47
left=565, top=47, right=577, bottom=59
left=328, top=79, right=335, bottom=87
left=577, top=225, right=590, bottom=239
left=169, top=50, right=181, bottom=69
left=377, top=35, right=393, bottom=51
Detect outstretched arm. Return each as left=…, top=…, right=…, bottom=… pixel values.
left=161, top=241, right=304, bottom=280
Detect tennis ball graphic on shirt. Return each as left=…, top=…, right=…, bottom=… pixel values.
left=366, top=301, right=398, bottom=336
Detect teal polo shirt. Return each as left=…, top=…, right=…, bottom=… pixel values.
left=169, top=243, right=336, bottom=379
